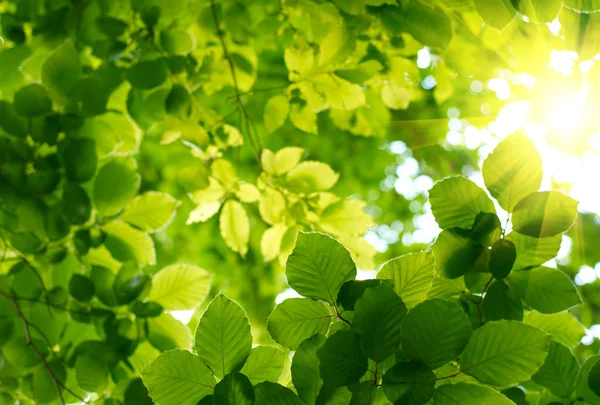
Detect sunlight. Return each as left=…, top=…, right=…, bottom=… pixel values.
left=545, top=95, right=585, bottom=133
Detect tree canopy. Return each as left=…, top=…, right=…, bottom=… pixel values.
left=1, top=0, right=600, bottom=404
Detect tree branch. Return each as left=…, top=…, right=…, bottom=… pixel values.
left=209, top=0, right=262, bottom=162
left=0, top=291, right=65, bottom=405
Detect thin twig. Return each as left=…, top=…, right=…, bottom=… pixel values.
left=209, top=0, right=262, bottom=162
left=476, top=275, right=495, bottom=325
left=0, top=291, right=65, bottom=405
left=436, top=370, right=462, bottom=381
left=336, top=308, right=352, bottom=326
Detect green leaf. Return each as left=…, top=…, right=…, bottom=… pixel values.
left=63, top=139, right=98, bottom=183
left=62, top=183, right=92, bottom=225
left=103, top=221, right=156, bottom=265
left=337, top=280, right=383, bottom=311
left=96, top=16, right=127, bottom=37
left=160, top=30, right=195, bottom=54
left=429, top=176, right=496, bottom=230
left=523, top=310, right=585, bottom=349
left=69, top=274, right=95, bottom=302
left=42, top=40, right=81, bottom=103
left=285, top=35, right=315, bottom=79
left=0, top=101, right=27, bottom=136
left=126, top=59, right=168, bottom=89
left=317, top=330, right=368, bottom=387
left=214, top=373, right=255, bottom=405
left=460, top=320, right=551, bottom=387
left=351, top=283, right=406, bottom=362
left=286, top=162, right=339, bottom=193
left=433, top=382, right=514, bottom=405
left=520, top=266, right=581, bottom=314
left=148, top=263, right=211, bottom=310
left=401, top=299, right=472, bottom=369
left=377, top=251, right=435, bottom=309
left=317, top=25, right=354, bottom=68
left=262, top=148, right=305, bottom=176
left=382, top=361, right=435, bottom=405
left=261, top=224, right=288, bottom=261
left=11, top=262, right=44, bottom=299
left=141, top=350, right=215, bottom=405
left=220, top=199, right=250, bottom=256
left=13, top=84, right=52, bottom=117
left=506, top=232, right=562, bottom=271
left=319, top=199, right=373, bottom=237
left=315, top=385, right=353, bottom=404
left=589, top=361, right=600, bottom=397
left=432, top=229, right=484, bottom=279
left=240, top=346, right=286, bottom=385
left=194, top=294, right=252, bottom=379
left=489, top=239, right=517, bottom=280
left=531, top=341, right=579, bottom=398
left=382, top=2, right=453, bottom=50
left=94, top=157, right=140, bottom=216
left=267, top=298, right=331, bottom=350
left=148, top=313, right=193, bottom=351
left=563, top=0, right=600, bottom=12
left=292, top=334, right=326, bottom=405
left=255, top=382, right=304, bottom=405
left=125, top=378, right=153, bottom=405
left=482, top=281, right=523, bottom=321
left=482, top=135, right=543, bottom=212
left=512, top=191, right=579, bottom=238
left=121, top=191, right=180, bottom=232
left=264, top=95, right=290, bottom=133
left=576, top=355, right=600, bottom=404
left=33, top=361, right=66, bottom=403
left=286, top=232, right=356, bottom=304
left=348, top=380, right=386, bottom=405
left=469, top=212, right=502, bottom=247
left=75, top=353, right=108, bottom=392
left=473, top=0, right=517, bottom=30
left=518, top=0, right=562, bottom=23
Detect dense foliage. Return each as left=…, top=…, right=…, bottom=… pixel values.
left=1, top=0, right=600, bottom=404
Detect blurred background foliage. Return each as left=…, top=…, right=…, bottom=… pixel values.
left=2, top=0, right=600, bottom=402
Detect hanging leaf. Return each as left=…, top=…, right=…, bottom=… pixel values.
left=220, top=200, right=250, bottom=256
left=121, top=191, right=180, bottom=232
left=292, top=334, right=326, bottom=405
left=285, top=232, right=356, bottom=304
left=512, top=191, right=578, bottom=238
left=482, top=135, right=543, bottom=212
left=382, top=361, right=435, bottom=405
left=460, top=320, right=551, bottom=386
left=148, top=264, right=212, bottom=310
left=429, top=176, right=496, bottom=230
left=434, top=382, right=514, bottom=405
left=317, top=330, right=368, bottom=387
left=472, top=0, right=517, bottom=30
left=531, top=341, right=579, bottom=398
left=213, top=373, right=255, bottom=405
left=351, top=283, right=406, bottom=362
left=401, top=299, right=472, bottom=369
left=377, top=252, right=435, bottom=309
left=194, top=294, right=252, bottom=379
left=267, top=298, right=331, bottom=350
left=141, top=350, right=215, bottom=405
left=240, top=346, right=286, bottom=385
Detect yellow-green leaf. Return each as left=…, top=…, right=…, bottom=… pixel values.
left=220, top=199, right=249, bottom=256
left=148, top=264, right=212, bottom=310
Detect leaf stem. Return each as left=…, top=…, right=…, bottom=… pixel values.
left=336, top=308, right=352, bottom=326
left=436, top=370, right=462, bottom=381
